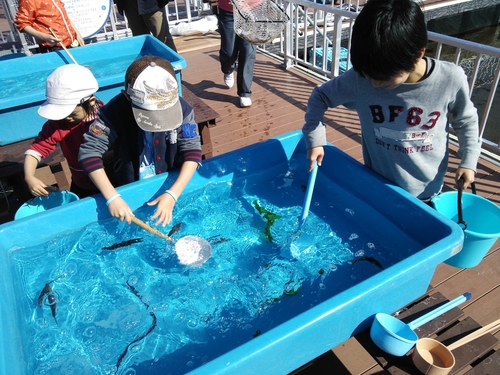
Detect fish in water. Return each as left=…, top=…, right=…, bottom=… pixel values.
left=212, top=237, right=229, bottom=245
left=102, top=238, right=143, bottom=251
left=44, top=185, right=59, bottom=193
left=37, top=276, right=64, bottom=323
left=167, top=222, right=182, bottom=237
left=115, top=281, right=157, bottom=371
left=207, top=235, right=229, bottom=245
left=351, top=256, right=384, bottom=270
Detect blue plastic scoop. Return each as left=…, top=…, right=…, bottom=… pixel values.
left=370, top=292, right=471, bottom=356
left=299, top=161, right=318, bottom=229
left=280, top=162, right=318, bottom=258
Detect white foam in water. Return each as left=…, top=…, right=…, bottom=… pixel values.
left=174, top=236, right=212, bottom=266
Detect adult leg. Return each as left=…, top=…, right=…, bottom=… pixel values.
left=217, top=8, right=238, bottom=75
left=142, top=8, right=177, bottom=52
left=236, top=36, right=256, bottom=98
left=122, top=0, right=150, bottom=35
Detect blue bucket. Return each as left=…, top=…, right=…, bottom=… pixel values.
left=15, top=191, right=79, bottom=220
left=432, top=191, right=500, bottom=268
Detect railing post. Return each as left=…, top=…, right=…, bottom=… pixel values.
left=282, top=1, right=294, bottom=70
left=330, top=13, right=344, bottom=78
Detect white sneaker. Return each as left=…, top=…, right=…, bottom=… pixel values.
left=224, top=73, right=234, bottom=88
left=239, top=96, right=252, bottom=107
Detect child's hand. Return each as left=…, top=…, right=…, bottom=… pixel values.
left=107, top=196, right=134, bottom=223
left=40, top=33, right=61, bottom=45
left=456, top=168, right=475, bottom=190
left=75, top=31, right=85, bottom=47
left=147, top=193, right=176, bottom=227
left=307, top=146, right=324, bottom=172
left=25, top=176, right=50, bottom=197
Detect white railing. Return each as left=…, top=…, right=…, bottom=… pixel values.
left=2, top=0, right=500, bottom=161
left=276, top=0, right=500, bottom=162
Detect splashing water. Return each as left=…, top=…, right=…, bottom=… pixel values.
left=7, top=163, right=415, bottom=374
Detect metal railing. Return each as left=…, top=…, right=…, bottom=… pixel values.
left=2, top=0, right=500, bottom=162
left=276, top=0, right=500, bottom=163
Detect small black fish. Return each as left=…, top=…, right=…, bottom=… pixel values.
left=37, top=276, right=63, bottom=323
left=37, top=283, right=51, bottom=308
left=46, top=292, right=58, bottom=324
left=102, top=238, right=143, bottom=250
left=207, top=235, right=229, bottom=245
left=167, top=222, right=182, bottom=237
left=116, top=282, right=157, bottom=371
left=45, top=185, right=59, bottom=193
left=37, top=276, right=63, bottom=307
left=351, top=256, right=384, bottom=270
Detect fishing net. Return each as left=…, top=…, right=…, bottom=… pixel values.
left=232, top=0, right=289, bottom=45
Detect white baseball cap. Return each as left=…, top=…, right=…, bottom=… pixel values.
left=38, top=64, right=99, bottom=120
left=126, top=58, right=182, bottom=132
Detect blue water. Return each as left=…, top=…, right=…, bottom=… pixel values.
left=8, top=164, right=420, bottom=375
left=0, top=54, right=140, bottom=101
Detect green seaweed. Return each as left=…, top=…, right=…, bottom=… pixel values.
left=284, top=280, right=301, bottom=296
left=252, top=200, right=281, bottom=242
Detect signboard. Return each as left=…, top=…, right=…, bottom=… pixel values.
left=62, top=0, right=112, bottom=39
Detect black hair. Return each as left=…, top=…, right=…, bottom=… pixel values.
left=350, top=0, right=427, bottom=81
left=79, top=96, right=94, bottom=114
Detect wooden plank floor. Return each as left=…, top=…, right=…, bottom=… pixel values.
left=178, top=43, right=500, bottom=375
left=0, top=30, right=498, bottom=374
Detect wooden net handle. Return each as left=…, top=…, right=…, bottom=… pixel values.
left=130, top=216, right=174, bottom=242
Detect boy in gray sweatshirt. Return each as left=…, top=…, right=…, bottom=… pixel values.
left=302, top=0, right=480, bottom=201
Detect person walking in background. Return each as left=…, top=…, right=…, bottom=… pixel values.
left=25, top=65, right=104, bottom=199
left=114, top=0, right=177, bottom=52
left=303, top=0, right=480, bottom=202
left=15, top=0, right=84, bottom=53
left=217, top=0, right=256, bottom=108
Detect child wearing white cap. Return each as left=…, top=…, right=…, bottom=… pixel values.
left=79, top=55, right=202, bottom=227
left=24, top=64, right=104, bottom=198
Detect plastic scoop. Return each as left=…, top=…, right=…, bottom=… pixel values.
left=49, top=28, right=79, bottom=65
left=280, top=161, right=318, bottom=258
left=299, top=161, right=318, bottom=229
left=131, top=216, right=212, bottom=266
left=412, top=317, right=500, bottom=375
left=370, top=292, right=471, bottom=356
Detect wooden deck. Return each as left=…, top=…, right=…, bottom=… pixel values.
left=0, top=32, right=499, bottom=374
left=177, top=43, right=500, bottom=374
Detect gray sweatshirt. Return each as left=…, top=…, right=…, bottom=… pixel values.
left=303, top=58, right=481, bottom=199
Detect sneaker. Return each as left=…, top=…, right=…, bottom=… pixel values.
left=239, top=96, right=252, bottom=107
left=224, top=73, right=234, bottom=88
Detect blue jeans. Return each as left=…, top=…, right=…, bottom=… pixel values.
left=217, top=8, right=256, bottom=97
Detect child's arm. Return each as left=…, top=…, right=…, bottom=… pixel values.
left=306, top=147, right=324, bottom=172
left=456, top=168, right=476, bottom=190
left=24, top=154, right=51, bottom=196
left=21, top=26, right=60, bottom=45
left=147, top=160, right=199, bottom=227
left=303, top=85, right=332, bottom=171
left=449, top=67, right=481, bottom=191
left=71, top=22, right=85, bottom=46
left=88, top=168, right=135, bottom=223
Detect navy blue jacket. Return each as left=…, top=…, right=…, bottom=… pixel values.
left=78, top=93, right=202, bottom=187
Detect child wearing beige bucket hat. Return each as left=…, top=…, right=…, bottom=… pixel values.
left=24, top=64, right=105, bottom=199
left=78, top=55, right=203, bottom=227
